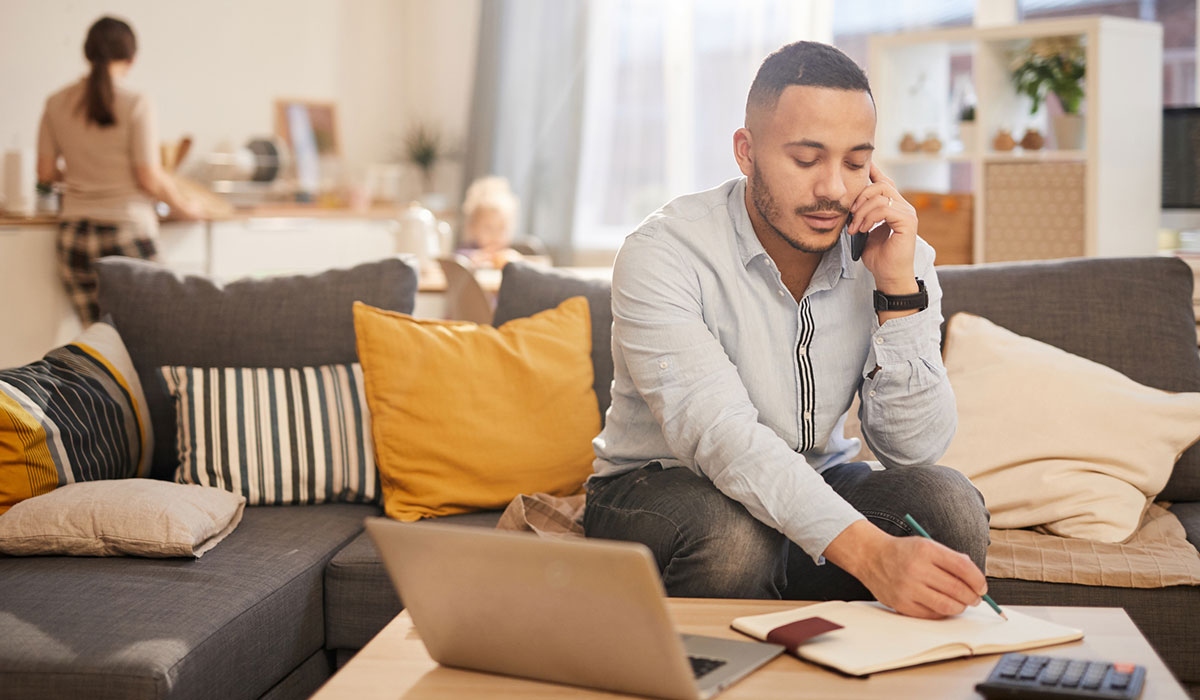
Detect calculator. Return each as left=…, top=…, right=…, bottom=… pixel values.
left=975, top=652, right=1145, bottom=699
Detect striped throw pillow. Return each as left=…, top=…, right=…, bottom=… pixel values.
left=160, top=364, right=378, bottom=505
left=0, top=322, right=153, bottom=514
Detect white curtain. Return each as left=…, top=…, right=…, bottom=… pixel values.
left=572, top=0, right=833, bottom=250
left=462, top=0, right=589, bottom=263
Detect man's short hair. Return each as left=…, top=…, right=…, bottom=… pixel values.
left=746, top=41, right=872, bottom=118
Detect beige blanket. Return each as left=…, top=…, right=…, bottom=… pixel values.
left=987, top=503, right=1200, bottom=587
left=498, top=494, right=1200, bottom=588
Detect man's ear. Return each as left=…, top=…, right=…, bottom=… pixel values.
left=733, top=127, right=754, bottom=177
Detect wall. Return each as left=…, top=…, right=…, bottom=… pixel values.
left=399, top=0, right=481, bottom=200
left=0, top=0, right=479, bottom=204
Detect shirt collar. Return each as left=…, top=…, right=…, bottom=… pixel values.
left=727, top=177, right=859, bottom=285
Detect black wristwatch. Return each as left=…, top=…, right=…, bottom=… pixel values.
left=874, top=279, right=928, bottom=312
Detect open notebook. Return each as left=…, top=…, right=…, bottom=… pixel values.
left=731, top=601, right=1083, bottom=676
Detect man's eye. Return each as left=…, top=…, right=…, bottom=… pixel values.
left=794, top=159, right=815, bottom=168
left=846, top=162, right=866, bottom=170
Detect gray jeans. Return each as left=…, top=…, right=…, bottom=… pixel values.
left=583, top=461, right=990, bottom=600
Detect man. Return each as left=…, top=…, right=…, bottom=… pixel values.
left=585, top=41, right=991, bottom=619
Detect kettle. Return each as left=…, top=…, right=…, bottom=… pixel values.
left=394, top=201, right=441, bottom=269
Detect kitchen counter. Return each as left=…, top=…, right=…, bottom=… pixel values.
left=0, top=213, right=61, bottom=226
left=0, top=204, right=419, bottom=227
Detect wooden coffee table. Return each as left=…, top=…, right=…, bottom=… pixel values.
left=312, top=598, right=1188, bottom=699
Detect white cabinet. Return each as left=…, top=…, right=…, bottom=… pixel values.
left=869, top=16, right=1162, bottom=262
left=1, top=217, right=407, bottom=369
left=0, top=224, right=81, bottom=368
left=208, top=217, right=398, bottom=281
left=0, top=222, right=211, bottom=368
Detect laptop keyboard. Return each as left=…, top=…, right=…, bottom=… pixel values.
left=689, top=656, right=727, bottom=678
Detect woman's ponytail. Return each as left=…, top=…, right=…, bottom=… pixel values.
left=80, top=16, right=136, bottom=127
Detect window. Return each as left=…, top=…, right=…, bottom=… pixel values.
left=832, top=0, right=975, bottom=69
left=572, top=1, right=830, bottom=249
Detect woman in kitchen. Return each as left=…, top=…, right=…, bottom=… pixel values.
left=37, top=15, right=201, bottom=324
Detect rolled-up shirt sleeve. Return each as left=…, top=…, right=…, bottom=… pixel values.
left=858, top=257, right=957, bottom=468
left=37, top=104, right=59, bottom=164
left=612, top=230, right=865, bottom=561
left=129, top=95, right=159, bottom=169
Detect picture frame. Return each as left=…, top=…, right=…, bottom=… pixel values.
left=274, top=99, right=340, bottom=196
left=274, top=99, right=340, bottom=156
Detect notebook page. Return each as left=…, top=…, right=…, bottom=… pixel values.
left=733, top=601, right=1082, bottom=676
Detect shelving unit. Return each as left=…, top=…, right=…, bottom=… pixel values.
left=868, top=16, right=1162, bottom=263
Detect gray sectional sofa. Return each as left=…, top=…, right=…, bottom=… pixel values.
left=1, top=255, right=1198, bottom=699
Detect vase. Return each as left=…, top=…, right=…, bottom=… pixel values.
left=1052, top=114, right=1085, bottom=151
left=993, top=129, right=1016, bottom=152
left=394, top=201, right=441, bottom=270
left=958, top=122, right=977, bottom=153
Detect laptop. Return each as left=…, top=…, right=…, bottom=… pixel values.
left=365, top=518, right=784, bottom=699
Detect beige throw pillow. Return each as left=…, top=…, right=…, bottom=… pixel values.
left=0, top=479, right=245, bottom=557
left=941, top=313, right=1200, bottom=543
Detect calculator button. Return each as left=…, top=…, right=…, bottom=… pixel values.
left=1059, top=661, right=1087, bottom=687
left=1113, top=662, right=1135, bottom=674
left=1080, top=665, right=1109, bottom=690
left=1040, top=659, right=1067, bottom=685
left=1110, top=673, right=1131, bottom=689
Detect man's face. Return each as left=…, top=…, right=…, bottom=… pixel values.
left=743, top=85, right=876, bottom=254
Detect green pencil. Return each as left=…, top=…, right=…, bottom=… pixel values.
left=903, top=513, right=1007, bottom=621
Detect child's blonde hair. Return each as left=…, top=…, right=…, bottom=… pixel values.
left=462, top=176, right=519, bottom=221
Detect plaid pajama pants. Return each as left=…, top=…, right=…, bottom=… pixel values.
left=56, top=219, right=158, bottom=324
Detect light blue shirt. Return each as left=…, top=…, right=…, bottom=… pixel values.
left=592, top=177, right=956, bottom=561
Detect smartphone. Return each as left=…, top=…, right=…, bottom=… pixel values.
left=849, top=223, right=868, bottom=262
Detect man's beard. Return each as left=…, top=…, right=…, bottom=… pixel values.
left=750, top=163, right=849, bottom=254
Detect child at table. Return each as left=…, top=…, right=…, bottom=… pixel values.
left=458, top=176, right=523, bottom=269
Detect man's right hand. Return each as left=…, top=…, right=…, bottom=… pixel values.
left=822, top=519, right=987, bottom=619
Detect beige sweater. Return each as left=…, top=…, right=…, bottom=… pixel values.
left=37, top=79, right=158, bottom=234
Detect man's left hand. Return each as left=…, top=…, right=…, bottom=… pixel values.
left=849, top=162, right=918, bottom=294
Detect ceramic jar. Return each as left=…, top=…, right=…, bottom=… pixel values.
left=1020, top=128, right=1045, bottom=151
left=993, top=129, right=1016, bottom=152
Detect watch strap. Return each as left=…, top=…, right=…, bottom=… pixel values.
left=874, top=279, right=928, bottom=312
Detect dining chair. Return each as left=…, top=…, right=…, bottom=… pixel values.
left=437, top=255, right=494, bottom=325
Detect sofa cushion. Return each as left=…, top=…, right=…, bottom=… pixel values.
left=258, top=649, right=332, bottom=700
left=0, top=503, right=377, bottom=700
left=160, top=363, right=378, bottom=506
left=493, top=262, right=615, bottom=421
left=0, top=479, right=244, bottom=558
left=1174, top=501, right=1200, bottom=550
left=96, top=256, right=417, bottom=481
left=0, top=321, right=152, bottom=513
left=354, top=298, right=598, bottom=522
left=941, top=312, right=1200, bottom=542
left=324, top=509, right=502, bottom=651
left=938, top=257, right=1200, bottom=501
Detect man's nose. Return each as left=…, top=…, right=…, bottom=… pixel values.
left=813, top=163, right=848, bottom=203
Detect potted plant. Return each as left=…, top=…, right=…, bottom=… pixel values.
left=1010, top=36, right=1086, bottom=150
left=403, top=123, right=442, bottom=195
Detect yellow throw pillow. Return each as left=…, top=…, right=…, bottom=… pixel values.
left=941, top=312, right=1200, bottom=543
left=354, top=297, right=600, bottom=521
